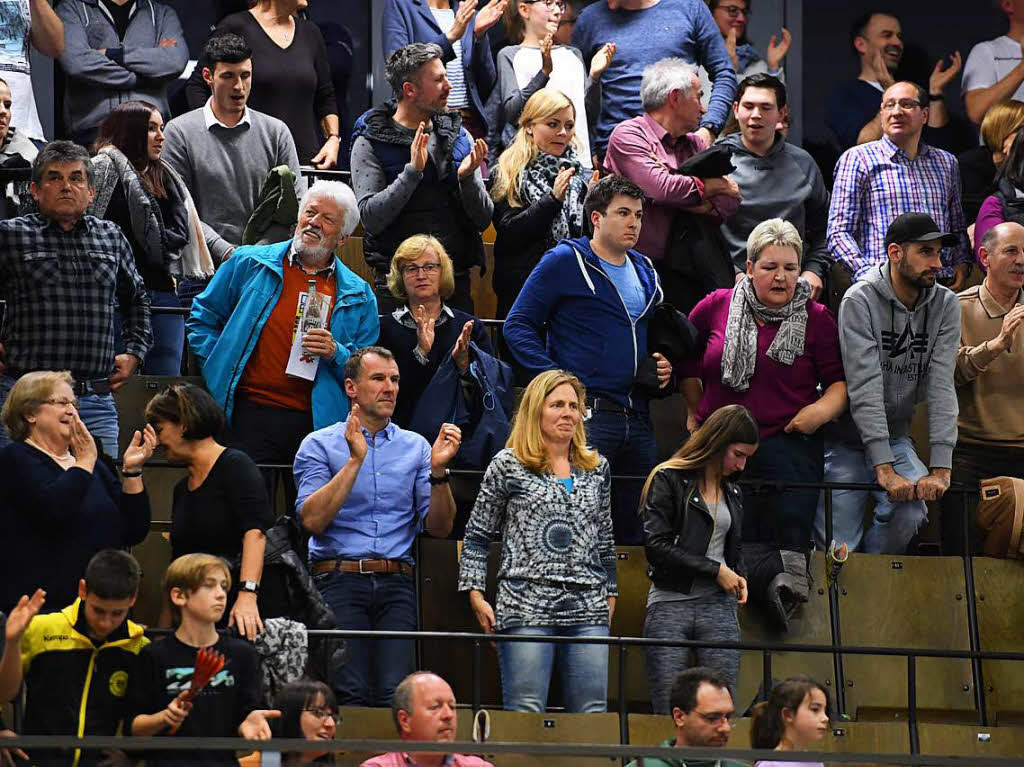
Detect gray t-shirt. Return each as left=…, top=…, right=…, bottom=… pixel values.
left=648, top=494, right=731, bottom=605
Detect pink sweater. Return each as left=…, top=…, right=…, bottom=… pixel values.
left=360, top=753, right=494, bottom=767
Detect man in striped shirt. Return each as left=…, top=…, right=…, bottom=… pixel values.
left=827, top=80, right=972, bottom=290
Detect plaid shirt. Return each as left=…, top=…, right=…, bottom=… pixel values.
left=0, top=213, right=151, bottom=379
left=827, top=136, right=971, bottom=281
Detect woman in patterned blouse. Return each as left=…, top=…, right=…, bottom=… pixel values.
left=457, top=369, right=617, bottom=712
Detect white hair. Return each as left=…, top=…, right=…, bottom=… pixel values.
left=640, top=58, right=698, bottom=112
left=299, top=180, right=360, bottom=237
left=746, top=218, right=803, bottom=263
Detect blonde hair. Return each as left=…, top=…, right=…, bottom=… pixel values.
left=508, top=370, right=600, bottom=474
left=163, top=553, right=231, bottom=624
left=747, top=217, right=803, bottom=264
left=386, top=234, right=456, bottom=301
left=491, top=88, right=577, bottom=208
left=0, top=370, right=74, bottom=442
left=640, top=405, right=759, bottom=504
left=981, top=100, right=1024, bottom=154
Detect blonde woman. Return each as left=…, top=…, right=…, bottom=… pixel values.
left=458, top=369, right=616, bottom=712
left=960, top=100, right=1024, bottom=222
left=641, top=404, right=759, bottom=714
left=378, top=234, right=493, bottom=427
left=491, top=88, right=598, bottom=317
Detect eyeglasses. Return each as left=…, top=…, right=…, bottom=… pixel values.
left=304, top=707, right=341, bottom=724
left=44, top=397, right=79, bottom=410
left=717, top=4, right=749, bottom=18
left=525, top=0, right=566, bottom=11
left=694, top=711, right=736, bottom=725
left=402, top=262, right=442, bottom=277
left=881, top=98, right=922, bottom=112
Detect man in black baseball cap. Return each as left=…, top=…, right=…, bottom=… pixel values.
left=814, top=209, right=961, bottom=554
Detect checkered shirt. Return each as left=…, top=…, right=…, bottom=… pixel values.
left=0, top=213, right=152, bottom=379
left=827, top=136, right=972, bottom=281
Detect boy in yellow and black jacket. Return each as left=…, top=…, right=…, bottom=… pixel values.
left=18, top=549, right=148, bottom=767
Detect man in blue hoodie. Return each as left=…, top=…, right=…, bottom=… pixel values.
left=815, top=212, right=961, bottom=554
left=505, top=174, right=672, bottom=543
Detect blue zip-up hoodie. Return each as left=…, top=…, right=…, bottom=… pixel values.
left=504, top=237, right=663, bottom=412
left=186, top=240, right=379, bottom=429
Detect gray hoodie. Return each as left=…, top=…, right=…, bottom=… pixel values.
left=836, top=262, right=960, bottom=469
left=718, top=131, right=831, bottom=278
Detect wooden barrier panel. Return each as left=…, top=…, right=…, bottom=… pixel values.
left=628, top=712, right=752, bottom=748
left=837, top=554, right=975, bottom=716
left=473, top=710, right=619, bottom=767
left=918, top=722, right=1024, bottom=758
left=972, top=556, right=1024, bottom=721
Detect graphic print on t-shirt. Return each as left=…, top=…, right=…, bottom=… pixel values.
left=164, top=666, right=236, bottom=695
left=0, top=1, right=29, bottom=74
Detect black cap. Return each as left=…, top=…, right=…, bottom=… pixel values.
left=884, top=212, right=958, bottom=249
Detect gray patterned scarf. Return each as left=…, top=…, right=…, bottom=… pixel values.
left=519, top=146, right=586, bottom=243
left=720, top=275, right=811, bottom=392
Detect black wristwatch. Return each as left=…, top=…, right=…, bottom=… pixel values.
left=429, top=468, right=451, bottom=485
left=239, top=580, right=260, bottom=594
left=929, top=93, right=945, bottom=101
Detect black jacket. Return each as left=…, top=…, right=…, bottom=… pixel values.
left=641, top=467, right=743, bottom=594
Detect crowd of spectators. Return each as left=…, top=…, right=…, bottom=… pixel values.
left=3, top=0, right=1024, bottom=762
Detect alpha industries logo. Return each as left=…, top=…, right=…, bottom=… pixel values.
left=881, top=324, right=928, bottom=358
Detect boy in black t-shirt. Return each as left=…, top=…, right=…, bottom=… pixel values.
left=130, top=554, right=278, bottom=766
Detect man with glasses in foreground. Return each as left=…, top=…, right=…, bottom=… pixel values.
left=625, top=667, right=748, bottom=767
left=828, top=80, right=972, bottom=291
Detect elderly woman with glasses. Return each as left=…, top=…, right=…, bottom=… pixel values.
left=0, top=371, right=156, bottom=612
left=680, top=219, right=846, bottom=552
left=378, top=234, right=493, bottom=428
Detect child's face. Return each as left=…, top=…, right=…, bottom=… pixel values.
left=79, top=588, right=136, bottom=641
left=788, top=689, right=830, bottom=746
left=179, top=568, right=230, bottom=623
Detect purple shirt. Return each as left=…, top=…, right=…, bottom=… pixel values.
left=603, top=113, right=740, bottom=261
left=360, top=753, right=493, bottom=767
left=974, top=194, right=1002, bottom=268
left=682, top=289, right=845, bottom=440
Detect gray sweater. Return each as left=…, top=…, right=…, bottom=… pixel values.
left=836, top=263, right=960, bottom=469
left=718, top=132, right=831, bottom=279
left=161, top=106, right=305, bottom=262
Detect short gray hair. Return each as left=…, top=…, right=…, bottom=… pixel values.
left=746, top=218, right=803, bottom=263
left=641, top=58, right=698, bottom=112
left=32, top=140, right=94, bottom=187
left=300, top=180, right=360, bottom=237
left=385, top=42, right=444, bottom=100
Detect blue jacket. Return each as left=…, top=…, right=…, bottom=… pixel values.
left=186, top=240, right=379, bottom=429
left=504, top=237, right=663, bottom=411
left=381, top=0, right=497, bottom=126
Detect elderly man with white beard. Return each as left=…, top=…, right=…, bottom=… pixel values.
left=187, top=179, right=379, bottom=490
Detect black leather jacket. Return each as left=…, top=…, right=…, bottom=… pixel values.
left=641, top=466, right=744, bottom=594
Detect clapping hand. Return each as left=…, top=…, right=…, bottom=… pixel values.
left=122, top=423, right=157, bottom=473
left=410, top=122, right=429, bottom=172
left=447, top=0, right=477, bottom=42
left=725, top=27, right=740, bottom=71
left=431, top=422, right=462, bottom=469
left=473, top=0, right=506, bottom=39
left=766, top=27, right=792, bottom=72
left=344, top=404, right=368, bottom=463
left=540, top=34, right=554, bottom=75
left=451, top=320, right=474, bottom=373
left=6, top=589, right=45, bottom=642
left=414, top=304, right=436, bottom=358
left=552, top=165, right=575, bottom=200
left=457, top=138, right=488, bottom=180
left=929, top=51, right=962, bottom=94
left=589, top=42, right=616, bottom=80
left=70, top=412, right=98, bottom=471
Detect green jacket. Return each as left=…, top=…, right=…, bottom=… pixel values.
left=626, top=738, right=751, bottom=767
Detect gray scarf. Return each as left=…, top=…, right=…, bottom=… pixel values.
left=519, top=146, right=586, bottom=243
left=720, top=276, right=811, bottom=392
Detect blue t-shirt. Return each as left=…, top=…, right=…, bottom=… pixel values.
left=600, top=258, right=646, bottom=321
left=555, top=476, right=574, bottom=494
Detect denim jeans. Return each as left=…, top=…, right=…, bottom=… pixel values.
left=0, top=377, right=118, bottom=460
left=585, top=409, right=659, bottom=545
left=314, top=570, right=416, bottom=706
left=742, top=430, right=824, bottom=550
left=143, top=289, right=185, bottom=375
left=814, top=436, right=928, bottom=554
left=498, top=623, right=609, bottom=713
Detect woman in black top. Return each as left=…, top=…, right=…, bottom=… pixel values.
left=90, top=100, right=214, bottom=376
left=0, top=371, right=155, bottom=613
left=640, top=404, right=759, bottom=714
left=145, top=384, right=275, bottom=641
left=185, top=0, right=340, bottom=168
left=378, top=234, right=493, bottom=428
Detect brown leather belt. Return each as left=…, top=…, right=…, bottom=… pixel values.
left=312, top=558, right=413, bottom=576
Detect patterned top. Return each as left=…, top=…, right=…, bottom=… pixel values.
left=458, top=448, right=618, bottom=630
left=0, top=213, right=151, bottom=378
left=827, top=136, right=971, bottom=281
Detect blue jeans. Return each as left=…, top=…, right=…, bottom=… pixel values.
left=814, top=436, right=928, bottom=554
left=143, top=289, right=185, bottom=375
left=498, top=623, right=609, bottom=712
left=585, top=409, right=658, bottom=545
left=314, top=570, right=416, bottom=707
left=0, top=377, right=118, bottom=460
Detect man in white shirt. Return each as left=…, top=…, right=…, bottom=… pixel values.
left=962, top=0, right=1024, bottom=125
